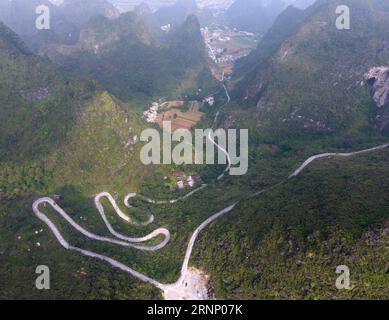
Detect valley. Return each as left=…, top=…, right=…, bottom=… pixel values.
left=155, top=101, right=204, bottom=132
left=0, top=0, right=388, bottom=302
left=27, top=70, right=389, bottom=300
left=202, top=25, right=258, bottom=77
left=31, top=136, right=389, bottom=299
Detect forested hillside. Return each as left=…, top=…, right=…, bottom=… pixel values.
left=0, top=22, right=162, bottom=298
left=0, top=0, right=120, bottom=50
left=40, top=12, right=218, bottom=102
left=194, top=148, right=389, bottom=299
left=0, top=0, right=388, bottom=301
left=230, top=0, right=389, bottom=141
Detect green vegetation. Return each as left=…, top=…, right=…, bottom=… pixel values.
left=232, top=0, right=389, bottom=139
left=0, top=22, right=99, bottom=163
left=0, top=22, right=165, bottom=299
left=41, top=13, right=218, bottom=103
left=194, top=149, right=389, bottom=299
left=0, top=0, right=119, bottom=51
left=1, top=0, right=389, bottom=300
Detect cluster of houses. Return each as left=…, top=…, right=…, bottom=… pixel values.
left=172, top=171, right=201, bottom=190
left=160, top=24, right=171, bottom=32
left=143, top=102, right=159, bottom=123
left=201, top=26, right=256, bottom=66
left=204, top=95, right=215, bottom=106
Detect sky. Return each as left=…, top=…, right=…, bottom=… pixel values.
left=40, top=0, right=316, bottom=12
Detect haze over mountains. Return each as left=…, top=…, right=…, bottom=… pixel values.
left=0, top=0, right=318, bottom=51
left=40, top=10, right=216, bottom=101
left=0, top=0, right=388, bottom=300
left=231, top=0, right=389, bottom=138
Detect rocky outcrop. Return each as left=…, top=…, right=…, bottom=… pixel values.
left=364, top=67, right=389, bottom=108
left=364, top=66, right=389, bottom=133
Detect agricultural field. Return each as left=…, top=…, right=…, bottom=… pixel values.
left=156, top=101, right=204, bottom=132
left=202, top=26, right=259, bottom=76
left=159, top=100, right=185, bottom=109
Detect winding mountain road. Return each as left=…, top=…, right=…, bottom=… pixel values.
left=122, top=82, right=232, bottom=207
left=289, top=143, right=389, bottom=178
left=32, top=141, right=389, bottom=297
left=33, top=196, right=170, bottom=252
left=31, top=81, right=389, bottom=299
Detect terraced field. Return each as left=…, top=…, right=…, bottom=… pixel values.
left=156, top=101, right=204, bottom=132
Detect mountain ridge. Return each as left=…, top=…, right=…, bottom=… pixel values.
left=40, top=12, right=218, bottom=101
left=228, top=0, right=389, bottom=141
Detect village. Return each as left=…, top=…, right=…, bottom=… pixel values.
left=170, top=171, right=201, bottom=190
left=142, top=96, right=214, bottom=130
left=201, top=25, right=258, bottom=75
left=142, top=99, right=208, bottom=191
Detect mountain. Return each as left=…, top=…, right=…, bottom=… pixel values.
left=0, top=0, right=61, bottom=50
left=169, top=14, right=207, bottom=67
left=40, top=12, right=218, bottom=101
left=154, top=0, right=198, bottom=28
left=0, top=19, right=30, bottom=55
left=224, top=0, right=287, bottom=34
left=133, top=2, right=161, bottom=34
left=1, top=0, right=389, bottom=301
left=0, top=21, right=92, bottom=162
left=108, top=0, right=176, bottom=12
left=233, top=3, right=319, bottom=80
left=230, top=0, right=389, bottom=141
left=59, top=0, right=120, bottom=28
left=0, top=21, right=149, bottom=191
left=0, top=0, right=119, bottom=51
left=0, top=22, right=170, bottom=299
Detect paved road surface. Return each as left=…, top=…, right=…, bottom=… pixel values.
left=31, top=78, right=389, bottom=298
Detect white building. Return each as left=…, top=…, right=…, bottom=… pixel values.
left=187, top=176, right=195, bottom=188
left=143, top=102, right=160, bottom=123
left=205, top=96, right=215, bottom=106
left=161, top=24, right=171, bottom=32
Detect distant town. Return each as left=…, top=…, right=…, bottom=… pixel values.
left=201, top=25, right=258, bottom=76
